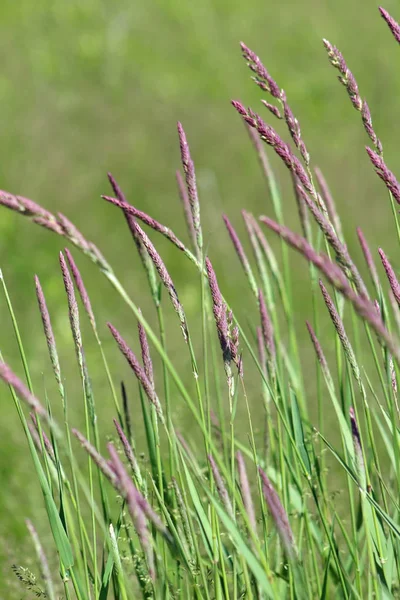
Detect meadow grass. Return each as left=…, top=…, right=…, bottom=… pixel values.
left=1, top=6, right=400, bottom=598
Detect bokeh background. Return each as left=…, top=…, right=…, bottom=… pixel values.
left=1, top=0, right=399, bottom=591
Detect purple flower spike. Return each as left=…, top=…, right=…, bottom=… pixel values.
left=259, top=215, right=400, bottom=364
left=379, top=7, right=400, bottom=44
left=108, top=323, right=164, bottom=422
left=131, top=220, right=188, bottom=341
left=236, top=452, right=256, bottom=532
left=73, top=428, right=118, bottom=486
left=108, top=443, right=155, bottom=581
left=205, top=258, right=230, bottom=360
left=257, top=326, right=267, bottom=377
left=357, top=228, right=380, bottom=292
left=137, top=310, right=154, bottom=386
left=232, top=102, right=313, bottom=194
left=240, top=43, right=310, bottom=165
left=102, top=194, right=186, bottom=252
left=261, top=100, right=282, bottom=119
left=176, top=169, right=197, bottom=252
left=297, top=184, right=368, bottom=299
left=258, top=289, right=275, bottom=363
left=177, top=122, right=202, bottom=251
left=208, top=454, right=234, bottom=518
left=323, top=40, right=362, bottom=110
left=35, top=276, right=63, bottom=395
left=64, top=249, right=97, bottom=333
left=319, top=280, right=361, bottom=387
left=379, top=248, right=400, bottom=306
left=0, top=190, right=22, bottom=211
left=113, top=418, right=142, bottom=485
left=366, top=147, right=400, bottom=204
left=314, top=167, right=343, bottom=241
left=0, top=361, right=47, bottom=419
left=258, top=467, right=296, bottom=559
left=30, top=413, right=55, bottom=463
left=205, top=257, right=238, bottom=395
left=107, top=173, right=159, bottom=302
left=324, top=41, right=381, bottom=151
left=59, top=252, right=83, bottom=369
left=0, top=189, right=108, bottom=268
left=306, top=321, right=329, bottom=376
left=223, top=214, right=258, bottom=297
left=57, top=214, right=90, bottom=253
left=240, top=42, right=282, bottom=99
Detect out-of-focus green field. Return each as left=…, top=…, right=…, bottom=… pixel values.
left=1, top=0, right=399, bottom=589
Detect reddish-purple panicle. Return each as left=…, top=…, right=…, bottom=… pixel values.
left=35, top=275, right=63, bottom=395
left=64, top=249, right=97, bottom=332
left=366, top=147, right=400, bottom=204
left=258, top=289, right=275, bottom=363
left=132, top=220, right=188, bottom=341
left=208, top=454, right=234, bottom=517
left=223, top=214, right=258, bottom=297
left=177, top=122, right=202, bottom=251
left=113, top=418, right=142, bottom=485
left=379, top=7, right=400, bottom=44
left=240, top=42, right=282, bottom=99
left=0, top=361, right=47, bottom=419
left=108, top=323, right=164, bottom=422
left=137, top=310, right=154, bottom=386
left=176, top=169, right=197, bottom=252
left=379, top=248, right=400, bottom=306
left=108, top=443, right=155, bottom=580
left=258, top=467, right=296, bottom=558
left=357, top=228, right=380, bottom=292
left=236, top=451, right=256, bottom=532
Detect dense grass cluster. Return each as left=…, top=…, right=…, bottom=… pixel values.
left=1, top=6, right=400, bottom=599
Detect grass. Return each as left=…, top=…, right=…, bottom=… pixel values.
left=1, top=4, right=400, bottom=599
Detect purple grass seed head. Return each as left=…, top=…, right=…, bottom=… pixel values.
left=258, top=467, right=297, bottom=559
left=379, top=7, right=400, bottom=44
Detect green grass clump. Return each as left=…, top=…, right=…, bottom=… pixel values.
left=2, top=6, right=400, bottom=598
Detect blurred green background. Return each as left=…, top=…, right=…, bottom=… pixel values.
left=1, top=0, right=399, bottom=591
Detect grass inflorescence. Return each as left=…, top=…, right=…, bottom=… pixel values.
left=1, top=5, right=400, bottom=599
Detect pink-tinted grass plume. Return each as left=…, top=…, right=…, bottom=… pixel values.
left=208, top=454, right=234, bottom=518
left=0, top=361, right=48, bottom=420
left=314, top=166, right=343, bottom=241
left=107, top=173, right=160, bottom=303
left=323, top=40, right=382, bottom=152
left=35, top=275, right=63, bottom=396
left=319, top=280, right=362, bottom=388
left=137, top=309, right=154, bottom=386
left=107, top=323, right=164, bottom=422
left=177, top=122, right=202, bottom=252
left=113, top=418, right=142, bottom=485
left=223, top=214, right=258, bottom=297
left=379, top=6, right=400, bottom=44
left=64, top=249, right=97, bottom=333
left=259, top=216, right=400, bottom=363
left=72, top=428, right=118, bottom=486
left=258, top=289, right=275, bottom=363
left=129, top=220, right=188, bottom=341
left=258, top=467, right=297, bottom=559
left=236, top=451, right=256, bottom=532
left=378, top=248, right=400, bottom=306
left=366, top=147, right=400, bottom=205
left=176, top=169, right=197, bottom=252
left=107, top=443, right=155, bottom=580
left=357, top=228, right=380, bottom=293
